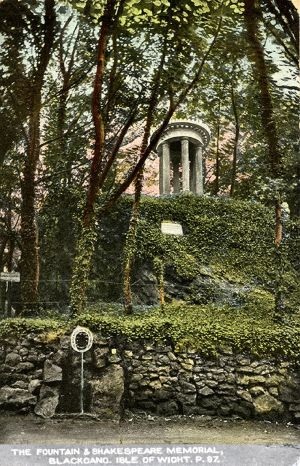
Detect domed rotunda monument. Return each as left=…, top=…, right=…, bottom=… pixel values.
left=152, top=120, right=211, bottom=196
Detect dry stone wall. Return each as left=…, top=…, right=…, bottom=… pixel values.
left=0, top=334, right=299, bottom=423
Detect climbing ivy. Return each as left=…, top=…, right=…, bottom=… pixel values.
left=0, top=302, right=299, bottom=360
left=92, top=194, right=299, bottom=305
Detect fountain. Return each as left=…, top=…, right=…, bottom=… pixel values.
left=70, top=326, right=94, bottom=414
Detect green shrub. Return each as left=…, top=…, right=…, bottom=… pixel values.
left=1, top=302, right=299, bottom=361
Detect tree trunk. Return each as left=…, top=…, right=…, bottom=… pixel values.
left=19, top=0, right=56, bottom=313
left=20, top=94, right=41, bottom=313
left=229, top=84, right=240, bottom=197
left=82, top=1, right=116, bottom=228
left=122, top=34, right=170, bottom=315
left=244, top=0, right=282, bottom=179
left=70, top=0, right=116, bottom=314
left=123, top=170, right=144, bottom=315
left=264, top=0, right=299, bottom=53
left=0, top=237, right=8, bottom=316
left=275, top=198, right=283, bottom=247
left=244, top=0, right=283, bottom=244
left=215, top=119, right=220, bottom=195
left=153, top=257, right=165, bottom=310
left=244, top=0, right=283, bottom=319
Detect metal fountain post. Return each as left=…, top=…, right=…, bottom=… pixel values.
left=71, top=326, right=94, bottom=414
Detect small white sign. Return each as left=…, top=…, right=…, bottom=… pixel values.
left=71, top=326, right=93, bottom=353
left=0, top=272, right=20, bottom=282
left=161, top=222, right=183, bottom=236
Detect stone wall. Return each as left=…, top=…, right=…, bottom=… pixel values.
left=0, top=334, right=299, bottom=422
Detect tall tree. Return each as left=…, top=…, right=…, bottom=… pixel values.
left=0, top=0, right=57, bottom=313
left=20, top=0, right=56, bottom=313
left=69, top=0, right=224, bottom=314
left=244, top=0, right=282, bottom=243
left=244, top=0, right=299, bottom=318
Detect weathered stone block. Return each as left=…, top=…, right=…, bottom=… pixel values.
left=134, top=390, right=152, bottom=401
left=201, top=396, right=221, bottom=410
left=28, top=379, right=42, bottom=394
left=159, top=376, right=169, bottom=385
left=237, top=366, right=255, bottom=373
left=52, top=350, right=65, bottom=366
left=179, top=380, right=196, bottom=393
left=231, top=402, right=252, bottom=418
left=12, top=381, right=28, bottom=389
left=15, top=362, right=35, bottom=372
left=279, top=382, right=300, bottom=403
left=237, top=375, right=265, bottom=386
left=268, top=387, right=278, bottom=397
left=20, top=339, right=30, bottom=348
left=141, top=354, right=153, bottom=361
left=237, top=390, right=252, bottom=403
left=167, top=352, right=177, bottom=362
left=90, top=365, right=124, bottom=419
left=153, top=389, right=172, bottom=401
left=94, top=347, right=109, bottom=368
left=198, top=386, right=214, bottom=396
left=236, top=357, right=251, bottom=365
left=39, top=385, right=60, bottom=400
left=131, top=373, right=143, bottom=383
left=249, top=386, right=265, bottom=397
left=226, top=373, right=235, bottom=384
left=206, top=380, right=219, bottom=388
left=218, top=405, right=231, bottom=416
left=157, top=400, right=179, bottom=415
left=107, top=353, right=121, bottom=364
left=0, top=386, right=36, bottom=408
left=34, top=394, right=59, bottom=418
left=265, top=375, right=284, bottom=387
left=157, top=355, right=170, bottom=365
left=215, top=383, right=235, bottom=394
left=149, top=379, right=162, bottom=390
left=5, top=352, right=21, bottom=366
left=140, top=378, right=150, bottom=387
left=176, top=392, right=197, bottom=406
left=254, top=394, right=284, bottom=415
left=181, top=362, right=194, bottom=371
left=43, top=360, right=62, bottom=383
left=289, top=403, right=300, bottom=412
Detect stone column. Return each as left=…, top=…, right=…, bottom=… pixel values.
left=173, top=161, right=180, bottom=193
left=190, top=157, right=196, bottom=193
left=159, top=142, right=170, bottom=195
left=181, top=138, right=190, bottom=192
left=194, top=145, right=203, bottom=195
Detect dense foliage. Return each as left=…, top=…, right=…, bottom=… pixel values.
left=85, top=195, right=298, bottom=306
left=0, top=0, right=298, bottom=316
left=0, top=302, right=299, bottom=361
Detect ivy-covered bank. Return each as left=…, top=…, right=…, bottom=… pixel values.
left=0, top=304, right=299, bottom=421
left=38, top=194, right=300, bottom=308
left=84, top=196, right=299, bottom=308
left=1, top=303, right=300, bottom=360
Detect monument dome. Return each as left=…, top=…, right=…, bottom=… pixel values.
left=151, top=120, right=211, bottom=196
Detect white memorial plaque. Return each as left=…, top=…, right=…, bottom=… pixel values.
left=0, top=272, right=20, bottom=282
left=161, top=221, right=183, bottom=236
left=71, top=326, right=93, bottom=353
